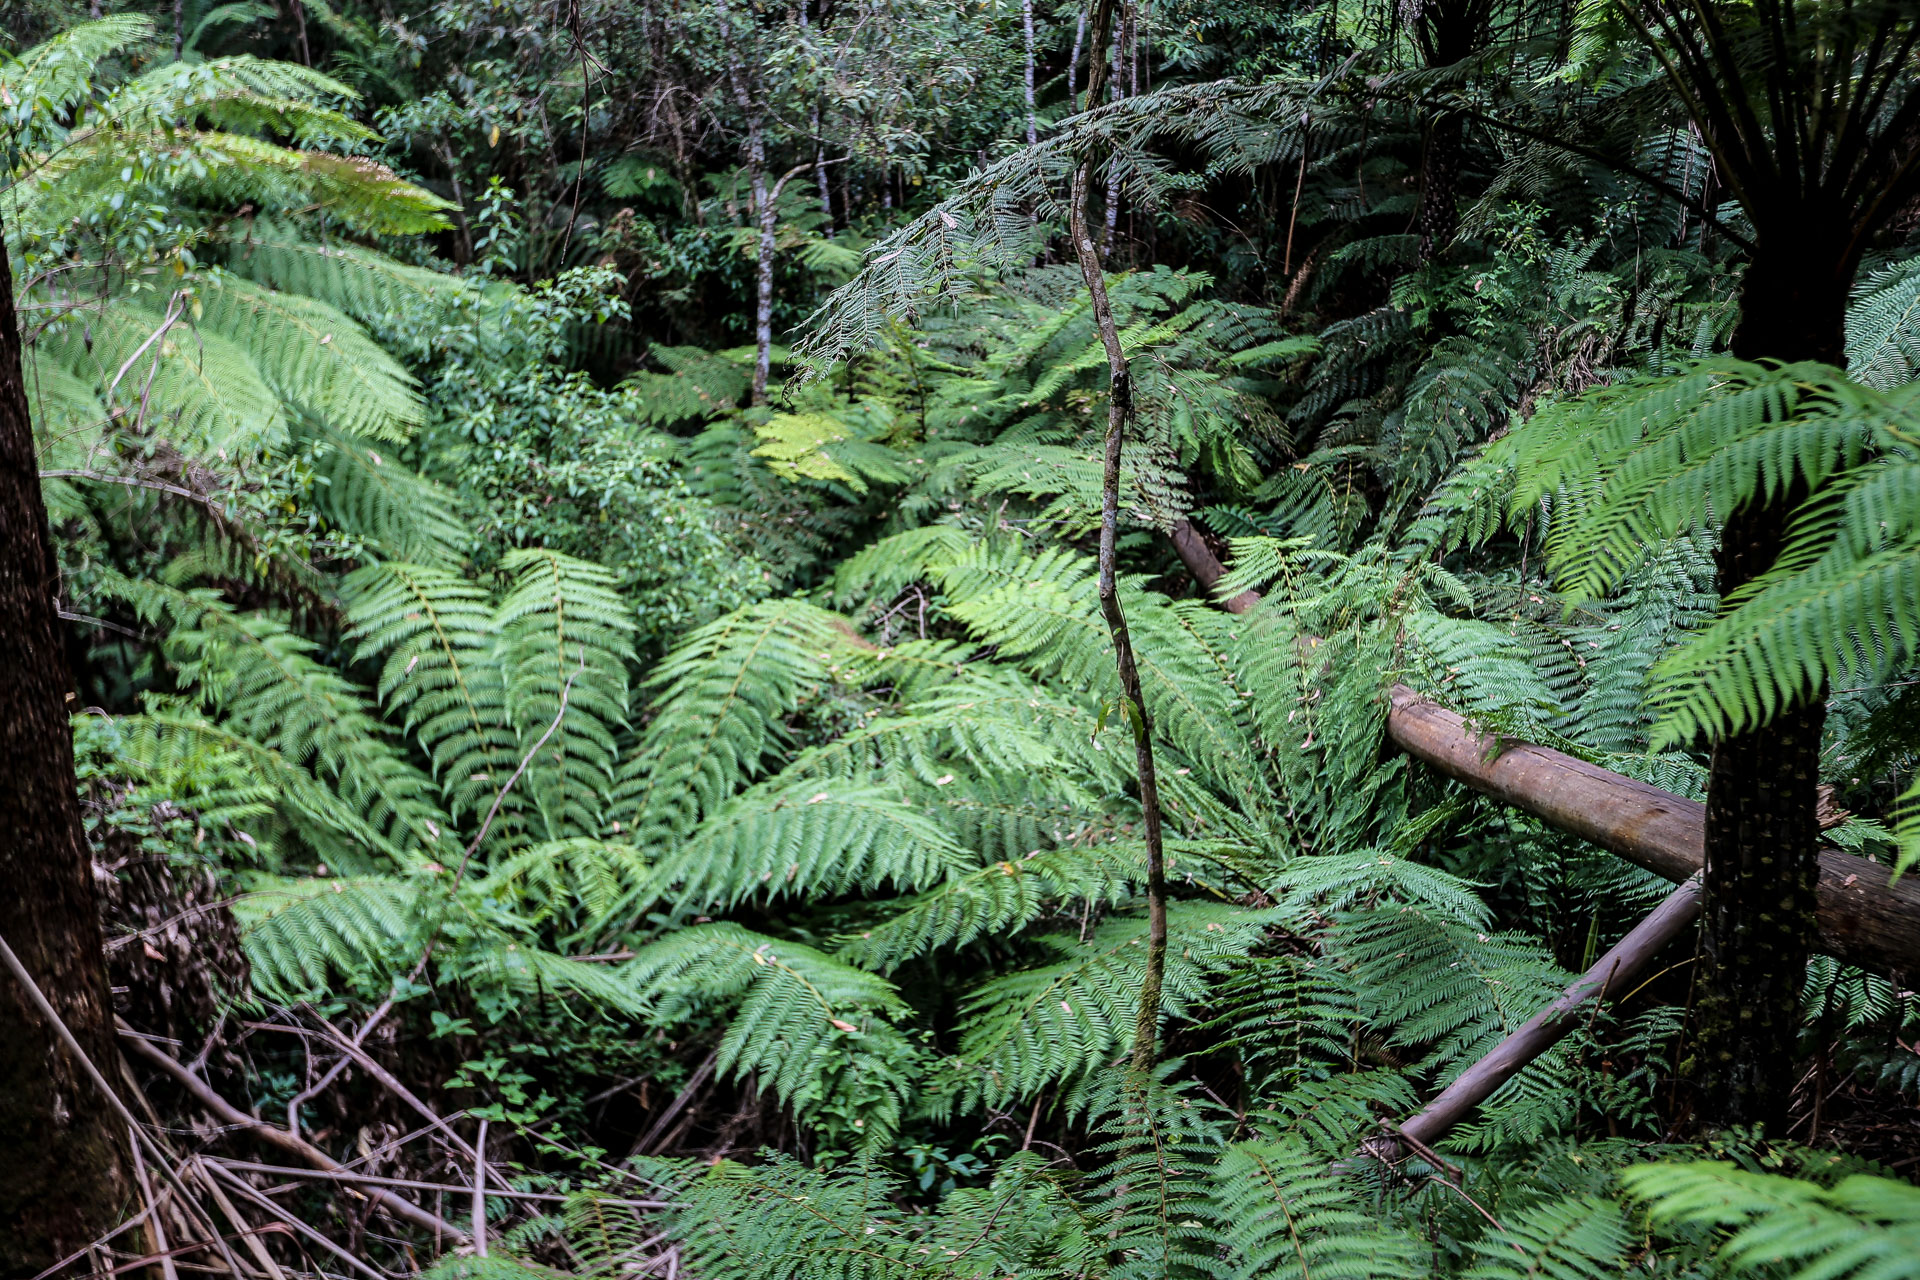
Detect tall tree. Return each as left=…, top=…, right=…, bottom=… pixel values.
left=0, top=208, right=132, bottom=1276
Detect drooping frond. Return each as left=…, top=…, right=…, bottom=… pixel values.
left=110, top=576, right=454, bottom=861
left=1207, top=1134, right=1428, bottom=1280
left=194, top=271, right=424, bottom=442
left=942, top=902, right=1277, bottom=1113
left=617, top=923, right=916, bottom=1146
left=1504, top=360, right=1885, bottom=602
left=343, top=560, right=516, bottom=824
left=494, top=548, right=638, bottom=842
left=629, top=780, right=973, bottom=919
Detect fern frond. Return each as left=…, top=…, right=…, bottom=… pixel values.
left=195, top=270, right=424, bottom=442
left=1624, top=1161, right=1920, bottom=1280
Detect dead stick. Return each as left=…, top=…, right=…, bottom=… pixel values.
left=200, top=1164, right=391, bottom=1280
left=128, top=1133, right=181, bottom=1280
left=207, top=1159, right=669, bottom=1208
left=1360, top=875, right=1704, bottom=1163
left=116, top=1023, right=471, bottom=1245
left=634, top=1051, right=717, bottom=1156
left=472, top=1117, right=488, bottom=1258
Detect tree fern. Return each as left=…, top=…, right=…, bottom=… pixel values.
left=110, top=576, right=454, bottom=862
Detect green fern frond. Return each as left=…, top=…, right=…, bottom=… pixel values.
left=495, top=548, right=638, bottom=842
left=614, top=600, right=858, bottom=843
left=1460, top=1194, right=1633, bottom=1280
left=194, top=270, right=424, bottom=442
left=1208, top=1134, right=1428, bottom=1280
left=632, top=781, right=972, bottom=919
left=945, top=902, right=1276, bottom=1113
left=1623, top=1161, right=1920, bottom=1280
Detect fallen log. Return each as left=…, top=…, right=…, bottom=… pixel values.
left=1167, top=520, right=1920, bottom=984
left=1385, top=688, right=1920, bottom=983
left=1372, top=875, right=1705, bottom=1161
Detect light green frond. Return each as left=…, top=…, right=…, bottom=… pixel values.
left=1624, top=1161, right=1920, bottom=1280
left=836, top=842, right=1147, bottom=974
left=226, top=219, right=476, bottom=345
left=303, top=424, right=468, bottom=565
left=1460, top=1195, right=1633, bottom=1280
left=614, top=600, right=858, bottom=843
left=236, top=873, right=426, bottom=1001
left=945, top=902, right=1276, bottom=1113
left=37, top=302, right=287, bottom=456
left=0, top=15, right=153, bottom=130
left=495, top=548, right=637, bottom=842
left=633, top=782, right=972, bottom=919
left=112, top=575, right=454, bottom=860
left=194, top=271, right=424, bottom=442
left=341, top=560, right=515, bottom=824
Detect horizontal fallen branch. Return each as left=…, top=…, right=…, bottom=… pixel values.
left=208, top=1158, right=672, bottom=1208
left=1168, top=521, right=1920, bottom=983
left=1386, top=690, right=1920, bottom=983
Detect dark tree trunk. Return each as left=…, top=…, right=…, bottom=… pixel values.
left=1417, top=111, right=1463, bottom=260
left=1692, top=223, right=1851, bottom=1130
left=0, top=223, right=132, bottom=1274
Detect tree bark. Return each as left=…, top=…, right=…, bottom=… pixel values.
left=750, top=119, right=776, bottom=405
left=0, top=218, right=133, bottom=1276
left=1690, top=223, right=1851, bottom=1129
left=1416, top=111, right=1463, bottom=260
left=712, top=0, right=775, bottom=405
left=1022, top=0, right=1037, bottom=146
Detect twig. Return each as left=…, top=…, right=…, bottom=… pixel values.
left=201, top=1164, right=392, bottom=1280
left=193, top=1159, right=285, bottom=1280
left=116, top=1023, right=471, bottom=1245
left=29, top=1209, right=153, bottom=1280
left=471, top=1118, right=489, bottom=1258
left=129, top=1131, right=182, bottom=1280
left=633, top=1051, right=717, bottom=1156
left=207, top=1159, right=669, bottom=1208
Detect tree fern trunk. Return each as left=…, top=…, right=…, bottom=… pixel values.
left=1692, top=231, right=1849, bottom=1130
left=0, top=217, right=132, bottom=1275
left=1416, top=111, right=1462, bottom=261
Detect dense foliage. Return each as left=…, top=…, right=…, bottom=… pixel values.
left=4, top=0, right=1919, bottom=1276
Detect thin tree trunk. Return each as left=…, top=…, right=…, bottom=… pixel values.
left=1023, top=0, right=1038, bottom=146
left=1102, top=30, right=1121, bottom=259
left=0, top=215, right=133, bottom=1277
left=1416, top=111, right=1462, bottom=260
left=814, top=119, right=833, bottom=230
left=750, top=120, right=775, bottom=404
left=1068, top=10, right=1085, bottom=105
left=1689, top=226, right=1851, bottom=1130
left=712, top=0, right=775, bottom=404
left=1068, top=0, right=1166, bottom=1075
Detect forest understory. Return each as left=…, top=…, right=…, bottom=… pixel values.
left=2, top=0, right=1920, bottom=1277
